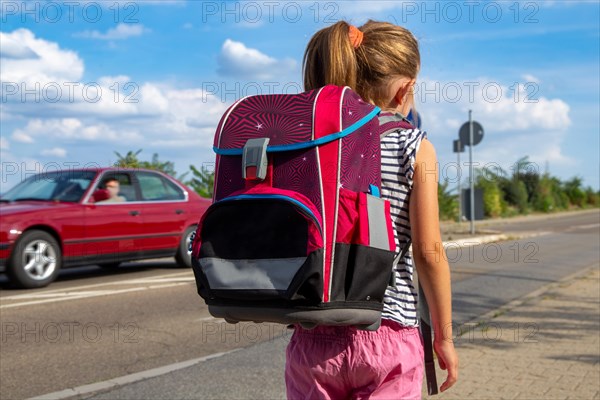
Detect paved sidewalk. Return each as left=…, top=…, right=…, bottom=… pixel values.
left=431, top=265, right=600, bottom=400
left=439, top=208, right=598, bottom=241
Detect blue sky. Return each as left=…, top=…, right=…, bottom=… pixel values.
left=1, top=0, right=599, bottom=191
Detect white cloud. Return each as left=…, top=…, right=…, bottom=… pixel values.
left=97, top=75, right=132, bottom=87
left=475, top=130, right=577, bottom=171
left=41, top=147, right=67, bottom=158
left=0, top=137, right=8, bottom=150
left=416, top=77, right=575, bottom=173
left=217, top=39, right=296, bottom=80
left=139, top=83, right=170, bottom=113
left=417, top=78, right=571, bottom=133
left=0, top=29, right=84, bottom=85
left=11, top=131, right=34, bottom=143
left=1, top=29, right=227, bottom=125
left=1, top=30, right=274, bottom=188
left=522, top=74, right=540, bottom=84
left=482, top=86, right=569, bottom=132
left=122, top=88, right=230, bottom=150
left=11, top=118, right=142, bottom=142
left=0, top=33, right=38, bottom=59
left=48, top=80, right=172, bottom=118
left=75, top=24, right=149, bottom=40
left=6, top=82, right=227, bottom=151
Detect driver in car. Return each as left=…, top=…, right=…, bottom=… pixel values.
left=98, top=178, right=126, bottom=203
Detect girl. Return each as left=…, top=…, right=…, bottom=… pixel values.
left=285, top=20, right=459, bottom=399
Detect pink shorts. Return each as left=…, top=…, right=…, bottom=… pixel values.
left=285, top=319, right=424, bottom=400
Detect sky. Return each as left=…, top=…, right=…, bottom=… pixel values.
left=1, top=0, right=599, bottom=192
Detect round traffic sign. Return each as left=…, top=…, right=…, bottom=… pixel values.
left=459, top=121, right=484, bottom=146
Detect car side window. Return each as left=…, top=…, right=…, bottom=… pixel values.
left=97, top=173, right=138, bottom=202
left=137, top=172, right=185, bottom=201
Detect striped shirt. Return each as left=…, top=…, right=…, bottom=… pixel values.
left=380, top=123, right=428, bottom=327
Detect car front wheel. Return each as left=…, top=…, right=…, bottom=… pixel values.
left=7, top=230, right=62, bottom=289
left=175, top=225, right=196, bottom=268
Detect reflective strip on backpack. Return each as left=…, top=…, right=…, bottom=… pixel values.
left=366, top=194, right=391, bottom=251
left=200, top=257, right=306, bottom=291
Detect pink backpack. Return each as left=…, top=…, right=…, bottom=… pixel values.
left=191, top=85, right=412, bottom=330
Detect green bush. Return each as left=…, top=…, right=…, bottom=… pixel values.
left=438, top=179, right=458, bottom=221
left=533, top=175, right=568, bottom=212
left=501, top=179, right=529, bottom=213
left=519, top=170, right=540, bottom=205
left=563, top=177, right=586, bottom=207
left=476, top=174, right=505, bottom=218
left=584, top=187, right=600, bottom=207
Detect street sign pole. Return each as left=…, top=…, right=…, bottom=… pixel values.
left=469, top=110, right=475, bottom=235
left=457, top=114, right=483, bottom=234
left=457, top=149, right=461, bottom=224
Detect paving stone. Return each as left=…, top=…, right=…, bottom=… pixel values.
left=425, top=267, right=600, bottom=400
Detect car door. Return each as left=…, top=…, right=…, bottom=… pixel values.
left=83, top=172, right=145, bottom=263
left=134, top=171, right=189, bottom=255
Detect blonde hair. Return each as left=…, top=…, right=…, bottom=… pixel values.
left=303, top=20, right=420, bottom=109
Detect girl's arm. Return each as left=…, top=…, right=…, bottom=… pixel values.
left=409, top=138, right=459, bottom=392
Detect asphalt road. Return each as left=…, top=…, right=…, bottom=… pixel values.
left=0, top=209, right=598, bottom=400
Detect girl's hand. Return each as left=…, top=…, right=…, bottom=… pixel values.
left=434, top=339, right=459, bottom=392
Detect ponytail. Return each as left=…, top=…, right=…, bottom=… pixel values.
left=303, top=21, right=359, bottom=91
left=304, top=20, right=420, bottom=110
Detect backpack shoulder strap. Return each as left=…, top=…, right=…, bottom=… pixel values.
left=411, top=244, right=439, bottom=396
left=379, top=112, right=415, bottom=139
left=419, top=279, right=439, bottom=395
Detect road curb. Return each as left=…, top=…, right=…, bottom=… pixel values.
left=441, top=230, right=549, bottom=249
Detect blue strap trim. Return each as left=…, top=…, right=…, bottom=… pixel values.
left=218, top=194, right=321, bottom=231
left=369, top=184, right=381, bottom=198
left=214, top=106, right=381, bottom=155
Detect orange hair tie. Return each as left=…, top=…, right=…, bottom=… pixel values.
left=348, top=25, right=363, bottom=49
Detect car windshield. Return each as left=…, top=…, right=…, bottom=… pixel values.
left=0, top=170, right=96, bottom=203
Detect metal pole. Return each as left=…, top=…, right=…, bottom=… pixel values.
left=457, top=150, right=461, bottom=224
left=469, top=110, right=475, bottom=235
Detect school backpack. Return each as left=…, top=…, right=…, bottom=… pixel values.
left=190, top=84, right=413, bottom=330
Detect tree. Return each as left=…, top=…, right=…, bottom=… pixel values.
left=113, top=149, right=188, bottom=181
left=114, top=150, right=142, bottom=169
left=187, top=165, right=215, bottom=199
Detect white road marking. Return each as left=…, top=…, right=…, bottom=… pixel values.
left=0, top=282, right=191, bottom=309
left=114, top=277, right=196, bottom=285
left=565, top=223, right=600, bottom=232
left=29, top=349, right=241, bottom=400
left=1, top=271, right=194, bottom=301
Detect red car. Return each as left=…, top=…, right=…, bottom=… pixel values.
left=0, top=168, right=211, bottom=288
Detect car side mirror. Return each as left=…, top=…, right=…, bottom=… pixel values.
left=92, top=189, right=110, bottom=203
